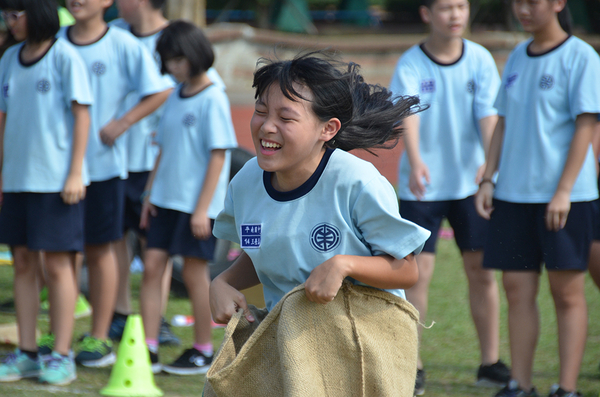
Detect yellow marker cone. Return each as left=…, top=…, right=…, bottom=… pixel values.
left=100, top=315, right=163, bottom=397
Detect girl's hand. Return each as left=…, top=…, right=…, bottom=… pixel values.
left=99, top=119, right=129, bottom=146
left=475, top=182, right=494, bottom=219
left=546, top=190, right=571, bottom=231
left=190, top=210, right=211, bottom=240
left=210, top=277, right=255, bottom=324
left=61, top=174, right=85, bottom=205
left=475, top=162, right=487, bottom=184
left=139, top=199, right=157, bottom=230
left=305, top=255, right=347, bottom=304
left=409, top=161, right=430, bottom=200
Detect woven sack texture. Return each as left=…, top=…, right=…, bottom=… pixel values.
left=204, top=281, right=419, bottom=397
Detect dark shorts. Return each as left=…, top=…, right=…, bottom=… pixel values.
left=0, top=192, right=84, bottom=252
left=123, top=171, right=149, bottom=236
left=399, top=195, right=487, bottom=253
left=483, top=199, right=594, bottom=272
left=594, top=166, right=600, bottom=241
left=84, top=177, right=126, bottom=245
left=146, top=206, right=216, bottom=260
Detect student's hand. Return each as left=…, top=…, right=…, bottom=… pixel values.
left=99, top=119, right=129, bottom=146
left=305, top=255, right=347, bottom=304
left=140, top=199, right=157, bottom=230
left=61, top=174, right=86, bottom=205
left=475, top=163, right=487, bottom=184
left=210, top=276, right=255, bottom=324
left=190, top=210, right=211, bottom=240
left=409, top=161, right=430, bottom=200
left=546, top=190, right=571, bottom=231
left=475, top=182, right=494, bottom=220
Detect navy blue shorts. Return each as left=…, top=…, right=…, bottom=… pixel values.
left=84, top=177, right=126, bottom=245
left=399, top=195, right=487, bottom=253
left=483, top=200, right=594, bottom=272
left=0, top=192, right=84, bottom=252
left=123, top=171, right=149, bottom=236
left=146, top=206, right=216, bottom=260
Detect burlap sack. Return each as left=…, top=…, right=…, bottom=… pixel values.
left=204, top=281, right=419, bottom=397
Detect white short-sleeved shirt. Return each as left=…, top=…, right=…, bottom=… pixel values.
left=0, top=39, right=93, bottom=192
left=494, top=36, right=600, bottom=203
left=214, top=149, right=431, bottom=311
left=150, top=84, right=237, bottom=217
left=389, top=39, right=501, bottom=201
left=57, top=26, right=169, bottom=182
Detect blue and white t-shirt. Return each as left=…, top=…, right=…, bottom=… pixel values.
left=57, top=26, right=169, bottom=182
left=494, top=36, right=600, bottom=203
left=0, top=38, right=93, bottom=192
left=390, top=39, right=501, bottom=201
left=150, top=84, right=237, bottom=217
left=214, top=149, right=431, bottom=311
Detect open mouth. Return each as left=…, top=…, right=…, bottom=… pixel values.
left=261, top=140, right=281, bottom=151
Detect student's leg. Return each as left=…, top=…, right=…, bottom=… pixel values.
left=161, top=258, right=173, bottom=317
left=140, top=248, right=170, bottom=341
left=13, top=246, right=40, bottom=351
left=588, top=240, right=600, bottom=289
left=44, top=252, right=77, bottom=355
left=547, top=270, right=587, bottom=392
left=85, top=242, right=118, bottom=340
left=183, top=257, right=212, bottom=346
left=113, top=236, right=132, bottom=316
left=502, top=271, right=539, bottom=391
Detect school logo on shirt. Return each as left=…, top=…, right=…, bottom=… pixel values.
left=36, top=79, right=50, bottom=93
left=183, top=114, right=196, bottom=127
left=2, top=84, right=8, bottom=98
left=310, top=223, right=341, bottom=253
left=420, top=79, right=435, bottom=94
left=92, top=61, right=106, bottom=76
left=240, top=224, right=261, bottom=249
left=539, top=75, right=554, bottom=90
left=466, top=79, right=475, bottom=94
left=505, top=73, right=518, bottom=89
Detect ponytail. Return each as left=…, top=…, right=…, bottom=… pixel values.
left=557, top=4, right=572, bottom=35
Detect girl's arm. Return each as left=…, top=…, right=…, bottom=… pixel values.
left=139, top=150, right=161, bottom=230
left=402, top=115, right=429, bottom=200
left=61, top=102, right=90, bottom=205
left=475, top=114, right=499, bottom=183
left=190, top=149, right=226, bottom=239
left=474, top=116, right=505, bottom=219
left=99, top=88, right=172, bottom=146
left=304, top=254, right=418, bottom=304
left=592, top=120, right=600, bottom=175
left=210, top=251, right=261, bottom=324
left=546, top=112, right=597, bottom=231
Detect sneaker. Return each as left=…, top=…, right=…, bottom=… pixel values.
left=414, top=368, right=425, bottom=396
left=75, top=336, right=116, bottom=367
left=74, top=295, right=92, bottom=319
left=162, top=347, right=213, bottom=375
left=159, top=317, right=181, bottom=346
left=149, top=349, right=162, bottom=374
left=108, top=315, right=127, bottom=341
left=39, top=352, right=76, bottom=385
left=38, top=334, right=55, bottom=358
left=547, top=384, right=582, bottom=397
left=495, top=380, right=539, bottom=397
left=0, top=349, right=41, bottom=381
left=477, top=360, right=510, bottom=387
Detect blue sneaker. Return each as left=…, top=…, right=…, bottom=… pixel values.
left=0, top=349, right=41, bottom=381
left=39, top=352, right=76, bottom=385
left=495, top=380, right=539, bottom=397
left=159, top=317, right=181, bottom=346
left=108, top=315, right=127, bottom=341
left=75, top=336, right=116, bottom=368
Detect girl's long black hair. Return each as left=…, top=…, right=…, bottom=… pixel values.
left=252, top=51, right=424, bottom=154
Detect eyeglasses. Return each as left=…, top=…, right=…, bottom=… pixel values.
left=1, top=10, right=25, bottom=24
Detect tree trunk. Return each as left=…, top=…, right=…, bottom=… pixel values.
left=165, top=0, right=206, bottom=27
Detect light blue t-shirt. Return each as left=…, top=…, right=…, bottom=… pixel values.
left=0, top=39, right=93, bottom=192
left=390, top=39, right=501, bottom=201
left=57, top=26, right=169, bottom=182
left=494, top=36, right=600, bottom=203
left=214, top=149, right=431, bottom=311
left=150, top=84, right=237, bottom=217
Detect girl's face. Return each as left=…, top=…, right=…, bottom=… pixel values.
left=3, top=10, right=27, bottom=41
left=67, top=0, right=113, bottom=22
left=164, top=56, right=191, bottom=83
left=250, top=83, right=339, bottom=190
left=421, top=0, right=470, bottom=39
left=512, top=0, right=565, bottom=33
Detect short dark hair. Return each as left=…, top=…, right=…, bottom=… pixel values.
left=156, top=20, right=214, bottom=77
left=149, top=0, right=166, bottom=10
left=253, top=51, right=423, bottom=153
left=0, top=0, right=59, bottom=43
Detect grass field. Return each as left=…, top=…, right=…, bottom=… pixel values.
left=0, top=236, right=599, bottom=396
